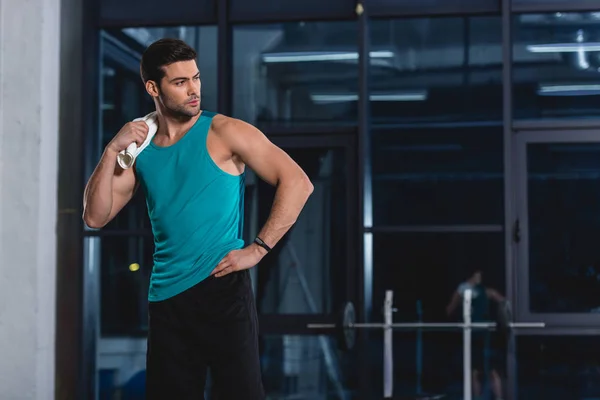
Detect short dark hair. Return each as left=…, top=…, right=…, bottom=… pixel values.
left=140, top=38, right=197, bottom=84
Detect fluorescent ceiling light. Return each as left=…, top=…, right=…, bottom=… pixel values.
left=311, top=91, right=427, bottom=104
left=262, top=50, right=394, bottom=63
left=527, top=43, right=600, bottom=53
left=538, top=84, right=600, bottom=96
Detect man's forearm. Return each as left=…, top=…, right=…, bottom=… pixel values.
left=83, top=148, right=118, bottom=227
left=254, top=176, right=313, bottom=250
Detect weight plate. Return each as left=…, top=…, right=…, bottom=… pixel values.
left=496, top=300, right=513, bottom=348
left=343, top=302, right=356, bottom=350
left=336, top=301, right=356, bottom=351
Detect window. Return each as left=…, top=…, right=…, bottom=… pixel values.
left=370, top=17, right=503, bottom=125
left=372, top=232, right=506, bottom=323
left=367, top=331, right=470, bottom=398
left=230, top=0, right=354, bottom=23
left=524, top=141, right=600, bottom=313
left=99, top=0, right=216, bottom=26
left=371, top=126, right=504, bottom=226
left=370, top=0, right=499, bottom=17
left=368, top=17, right=504, bottom=228
left=233, top=22, right=359, bottom=127
left=513, top=11, right=600, bottom=120
left=249, top=144, right=354, bottom=316
left=96, top=235, right=154, bottom=336
left=258, top=335, right=359, bottom=399
left=517, top=336, right=600, bottom=399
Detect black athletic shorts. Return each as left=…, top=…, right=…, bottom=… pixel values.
left=471, top=332, right=489, bottom=371
left=146, top=269, right=265, bottom=400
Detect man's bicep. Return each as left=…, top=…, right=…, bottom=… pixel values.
left=110, top=166, right=138, bottom=216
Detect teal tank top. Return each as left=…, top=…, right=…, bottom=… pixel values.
left=135, top=111, right=245, bottom=302
left=470, top=284, right=490, bottom=322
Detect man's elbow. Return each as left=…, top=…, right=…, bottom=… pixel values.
left=82, top=210, right=106, bottom=229
left=298, top=173, right=314, bottom=200
left=304, top=175, right=314, bottom=197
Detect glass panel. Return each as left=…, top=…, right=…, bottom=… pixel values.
left=253, top=147, right=349, bottom=315
left=370, top=232, right=506, bottom=398
left=517, top=336, right=600, bottom=399
left=233, top=22, right=359, bottom=127
left=513, top=12, right=600, bottom=120
left=259, top=335, right=359, bottom=399
left=370, top=17, right=503, bottom=125
left=100, top=0, right=216, bottom=26
left=526, top=142, right=600, bottom=313
left=373, top=232, right=505, bottom=322
left=513, top=0, right=598, bottom=10
left=367, top=332, right=484, bottom=399
left=372, top=126, right=504, bottom=226
left=98, top=234, right=154, bottom=336
left=370, top=0, right=499, bottom=16
left=97, top=26, right=218, bottom=231
left=230, top=0, right=354, bottom=23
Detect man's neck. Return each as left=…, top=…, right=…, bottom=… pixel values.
left=156, top=110, right=202, bottom=140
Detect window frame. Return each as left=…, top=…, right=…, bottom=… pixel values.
left=515, top=129, right=600, bottom=329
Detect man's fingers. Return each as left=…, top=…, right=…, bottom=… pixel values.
left=215, top=266, right=234, bottom=278
left=211, top=258, right=231, bottom=275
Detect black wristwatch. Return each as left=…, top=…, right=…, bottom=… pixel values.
left=254, top=237, right=272, bottom=253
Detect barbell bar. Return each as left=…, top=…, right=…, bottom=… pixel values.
left=307, top=301, right=545, bottom=351
left=308, top=322, right=546, bottom=329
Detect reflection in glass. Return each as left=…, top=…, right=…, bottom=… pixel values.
left=233, top=22, right=359, bottom=126
left=373, top=233, right=505, bottom=322
left=370, top=17, right=503, bottom=124
left=518, top=336, right=600, bottom=399
left=527, top=142, right=600, bottom=313
left=259, top=335, right=359, bottom=398
left=97, top=26, right=217, bottom=231
left=371, top=232, right=506, bottom=398
left=97, top=235, right=154, bottom=336
left=372, top=126, right=504, bottom=226
left=513, top=12, right=600, bottom=120
left=253, top=148, right=348, bottom=315
left=369, top=331, right=472, bottom=399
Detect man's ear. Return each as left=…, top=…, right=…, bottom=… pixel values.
left=145, top=80, right=159, bottom=97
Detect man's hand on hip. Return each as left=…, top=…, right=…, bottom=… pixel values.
left=211, top=243, right=267, bottom=278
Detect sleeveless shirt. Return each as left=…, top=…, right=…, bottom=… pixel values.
left=135, top=111, right=245, bottom=301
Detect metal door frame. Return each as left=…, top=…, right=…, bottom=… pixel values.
left=514, top=129, right=600, bottom=330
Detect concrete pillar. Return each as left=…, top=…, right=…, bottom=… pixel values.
left=0, top=0, right=60, bottom=397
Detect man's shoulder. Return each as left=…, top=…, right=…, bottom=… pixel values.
left=210, top=114, right=259, bottom=147
left=210, top=113, right=253, bottom=134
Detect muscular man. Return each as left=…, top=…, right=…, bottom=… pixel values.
left=446, top=268, right=506, bottom=400
left=83, top=38, right=313, bottom=399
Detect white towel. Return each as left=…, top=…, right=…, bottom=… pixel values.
left=117, top=112, right=159, bottom=169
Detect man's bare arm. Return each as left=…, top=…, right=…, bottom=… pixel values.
left=486, top=288, right=506, bottom=303
left=83, top=120, right=148, bottom=228
left=83, top=148, right=138, bottom=228
left=217, top=117, right=314, bottom=249
left=446, top=291, right=461, bottom=317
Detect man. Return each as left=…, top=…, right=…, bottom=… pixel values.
left=83, top=38, right=313, bottom=399
left=446, top=268, right=505, bottom=400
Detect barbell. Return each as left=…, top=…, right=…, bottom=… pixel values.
left=307, top=301, right=545, bottom=351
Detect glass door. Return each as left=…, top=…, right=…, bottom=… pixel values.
left=516, top=130, right=600, bottom=326
left=245, top=133, right=361, bottom=399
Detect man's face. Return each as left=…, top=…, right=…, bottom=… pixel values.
left=473, top=271, right=482, bottom=285
left=155, top=60, right=202, bottom=118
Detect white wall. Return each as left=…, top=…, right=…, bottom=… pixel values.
left=0, top=0, right=60, bottom=397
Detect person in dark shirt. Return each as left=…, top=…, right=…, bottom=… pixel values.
left=446, top=268, right=505, bottom=400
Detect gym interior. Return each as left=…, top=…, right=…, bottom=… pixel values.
left=3, top=0, right=600, bottom=398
